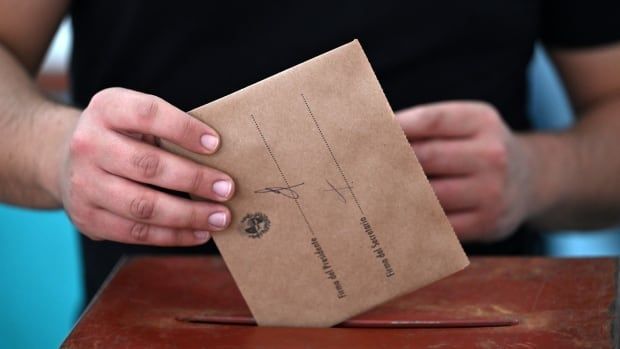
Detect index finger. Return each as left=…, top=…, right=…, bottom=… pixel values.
left=396, top=102, right=490, bottom=140
left=90, top=87, right=220, bottom=154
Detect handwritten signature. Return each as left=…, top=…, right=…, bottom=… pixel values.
left=254, top=183, right=305, bottom=199
left=254, top=180, right=353, bottom=203
left=324, top=179, right=353, bottom=204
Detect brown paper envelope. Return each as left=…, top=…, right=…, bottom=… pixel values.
left=161, top=40, right=469, bottom=327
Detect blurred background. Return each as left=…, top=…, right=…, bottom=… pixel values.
left=1, top=18, right=619, bottom=349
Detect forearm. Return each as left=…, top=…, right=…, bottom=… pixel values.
left=521, top=95, right=620, bottom=230
left=0, top=44, right=79, bottom=208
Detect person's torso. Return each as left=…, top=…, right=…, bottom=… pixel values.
left=71, top=1, right=547, bottom=300
left=70, top=0, right=541, bottom=131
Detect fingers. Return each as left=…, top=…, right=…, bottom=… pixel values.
left=84, top=208, right=212, bottom=246
left=446, top=211, right=483, bottom=242
left=397, top=102, right=497, bottom=140
left=65, top=88, right=236, bottom=247
left=430, top=177, right=481, bottom=211
left=89, top=87, right=220, bottom=154
left=447, top=209, right=508, bottom=243
left=411, top=140, right=483, bottom=176
left=395, top=101, right=522, bottom=243
left=91, top=173, right=231, bottom=231
left=99, top=132, right=234, bottom=201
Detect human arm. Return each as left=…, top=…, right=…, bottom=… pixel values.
left=0, top=0, right=235, bottom=246
left=0, top=0, right=74, bottom=207
left=526, top=43, right=620, bottom=230
left=396, top=43, right=620, bottom=241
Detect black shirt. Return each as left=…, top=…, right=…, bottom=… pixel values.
left=69, top=0, right=620, bottom=300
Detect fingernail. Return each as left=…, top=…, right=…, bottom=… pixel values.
left=201, top=134, right=219, bottom=152
left=208, top=212, right=228, bottom=228
left=194, top=231, right=210, bottom=241
left=213, top=180, right=232, bottom=199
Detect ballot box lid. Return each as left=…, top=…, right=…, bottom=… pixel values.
left=62, top=256, right=619, bottom=348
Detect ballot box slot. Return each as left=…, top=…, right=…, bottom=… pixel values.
left=175, top=314, right=519, bottom=328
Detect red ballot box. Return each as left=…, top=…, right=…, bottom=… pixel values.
left=62, top=256, right=618, bottom=348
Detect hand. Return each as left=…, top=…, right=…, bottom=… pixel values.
left=57, top=88, right=235, bottom=246
left=397, top=101, right=535, bottom=242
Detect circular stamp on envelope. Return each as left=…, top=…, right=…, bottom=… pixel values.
left=240, top=212, right=270, bottom=239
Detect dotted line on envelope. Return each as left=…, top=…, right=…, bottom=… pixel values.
left=300, top=93, right=365, bottom=216
left=250, top=114, right=315, bottom=235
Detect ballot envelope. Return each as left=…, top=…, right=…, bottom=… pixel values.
left=162, top=40, right=469, bottom=327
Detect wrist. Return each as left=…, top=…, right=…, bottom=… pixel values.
left=516, top=131, right=579, bottom=228
left=35, top=103, right=81, bottom=206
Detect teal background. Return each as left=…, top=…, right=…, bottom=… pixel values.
left=0, top=206, right=83, bottom=349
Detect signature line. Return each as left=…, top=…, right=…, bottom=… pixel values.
left=250, top=114, right=315, bottom=235
left=301, top=93, right=365, bottom=215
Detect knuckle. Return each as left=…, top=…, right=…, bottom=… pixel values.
left=417, top=144, right=439, bottom=168
left=88, top=89, right=111, bottom=109
left=81, top=207, right=96, bottom=223
left=484, top=141, right=508, bottom=171
left=131, top=152, right=162, bottom=178
left=68, top=130, right=92, bottom=157
left=414, top=143, right=430, bottom=161
left=129, top=222, right=150, bottom=241
left=67, top=172, right=87, bottom=197
left=186, top=206, right=200, bottom=228
left=439, top=180, right=457, bottom=196
left=68, top=212, right=85, bottom=230
left=70, top=207, right=94, bottom=231
left=171, top=230, right=188, bottom=245
left=430, top=180, right=446, bottom=198
left=88, top=88, right=122, bottom=111
left=129, top=195, right=155, bottom=219
left=477, top=103, right=500, bottom=122
left=189, top=169, right=205, bottom=193
left=425, top=109, right=446, bottom=131
left=135, top=95, right=159, bottom=121
left=155, top=229, right=187, bottom=246
left=179, top=117, right=196, bottom=140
